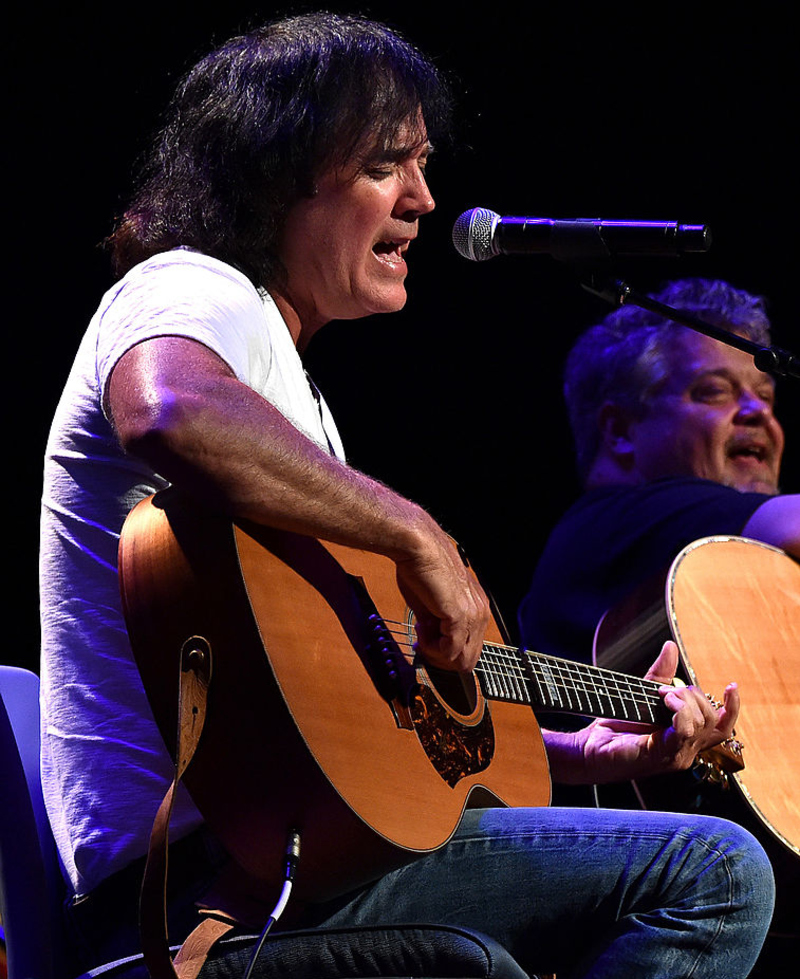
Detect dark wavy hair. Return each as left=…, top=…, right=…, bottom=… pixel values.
left=108, top=12, right=452, bottom=287
left=564, top=278, right=773, bottom=481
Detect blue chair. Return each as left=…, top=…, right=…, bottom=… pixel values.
left=0, top=665, right=65, bottom=979
left=0, top=666, right=532, bottom=979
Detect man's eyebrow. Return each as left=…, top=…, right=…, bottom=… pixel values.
left=382, top=139, right=434, bottom=162
left=353, top=139, right=434, bottom=175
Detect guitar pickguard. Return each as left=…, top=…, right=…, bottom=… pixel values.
left=410, top=680, right=495, bottom=788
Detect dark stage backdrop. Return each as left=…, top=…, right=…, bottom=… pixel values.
left=11, top=3, right=798, bottom=672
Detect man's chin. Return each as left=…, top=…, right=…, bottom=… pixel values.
left=726, top=474, right=781, bottom=495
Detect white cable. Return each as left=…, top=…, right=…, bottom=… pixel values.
left=240, top=831, right=301, bottom=979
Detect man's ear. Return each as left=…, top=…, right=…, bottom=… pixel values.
left=597, top=401, right=637, bottom=466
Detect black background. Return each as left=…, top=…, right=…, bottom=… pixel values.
left=11, top=2, right=798, bottom=671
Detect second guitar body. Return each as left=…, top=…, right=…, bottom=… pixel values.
left=594, top=534, right=800, bottom=949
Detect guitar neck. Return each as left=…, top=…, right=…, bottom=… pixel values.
left=476, top=644, right=671, bottom=725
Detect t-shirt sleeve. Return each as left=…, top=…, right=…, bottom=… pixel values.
left=518, top=478, right=772, bottom=662
left=597, top=478, right=771, bottom=560
left=95, top=253, right=267, bottom=410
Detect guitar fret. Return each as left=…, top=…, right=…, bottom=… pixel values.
left=478, top=644, right=532, bottom=705
left=558, top=658, right=612, bottom=717
left=521, top=648, right=665, bottom=723
left=562, top=660, right=592, bottom=714
left=534, top=658, right=564, bottom=710
left=494, top=645, right=529, bottom=703
left=474, top=642, right=667, bottom=725
left=598, top=671, right=661, bottom=724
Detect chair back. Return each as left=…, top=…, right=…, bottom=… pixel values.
left=0, top=666, right=64, bottom=979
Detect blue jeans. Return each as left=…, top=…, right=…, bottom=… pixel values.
left=199, top=807, right=773, bottom=978
left=73, top=807, right=775, bottom=978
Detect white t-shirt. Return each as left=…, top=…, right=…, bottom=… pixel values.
left=40, top=249, right=344, bottom=897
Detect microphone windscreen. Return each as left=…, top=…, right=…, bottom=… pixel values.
left=452, top=207, right=499, bottom=261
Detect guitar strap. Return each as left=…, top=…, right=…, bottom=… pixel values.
left=138, top=639, right=239, bottom=979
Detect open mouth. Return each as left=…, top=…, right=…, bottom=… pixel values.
left=728, top=444, right=768, bottom=463
left=372, top=240, right=409, bottom=265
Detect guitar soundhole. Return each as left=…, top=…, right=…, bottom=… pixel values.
left=411, top=671, right=494, bottom=789
left=424, top=666, right=478, bottom=715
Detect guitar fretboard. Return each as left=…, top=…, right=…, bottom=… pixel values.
left=476, top=643, right=671, bottom=725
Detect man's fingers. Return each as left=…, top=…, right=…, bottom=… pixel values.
left=716, top=682, right=740, bottom=739
left=644, top=640, right=679, bottom=685
left=397, top=545, right=490, bottom=673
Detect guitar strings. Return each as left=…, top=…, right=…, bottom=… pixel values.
left=376, top=618, right=665, bottom=722
left=378, top=617, right=663, bottom=704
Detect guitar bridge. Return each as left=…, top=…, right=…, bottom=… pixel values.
left=349, top=577, right=418, bottom=729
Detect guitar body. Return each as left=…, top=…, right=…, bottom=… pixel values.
left=595, top=535, right=800, bottom=946
left=596, top=535, right=800, bottom=855
left=119, top=492, right=549, bottom=903
left=669, top=537, right=800, bottom=854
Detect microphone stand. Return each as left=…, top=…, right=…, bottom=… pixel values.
left=582, top=275, right=800, bottom=381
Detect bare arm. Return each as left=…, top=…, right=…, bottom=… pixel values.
left=741, top=494, right=800, bottom=558
left=543, top=641, right=740, bottom=784
left=107, top=336, right=489, bottom=671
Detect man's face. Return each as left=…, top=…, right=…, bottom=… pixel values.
left=627, top=331, right=784, bottom=494
left=277, top=120, right=434, bottom=335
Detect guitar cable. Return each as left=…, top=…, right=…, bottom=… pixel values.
left=240, top=829, right=302, bottom=979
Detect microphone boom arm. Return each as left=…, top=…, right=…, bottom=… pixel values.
left=582, top=276, right=800, bottom=381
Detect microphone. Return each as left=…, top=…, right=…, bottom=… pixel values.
left=452, top=207, right=712, bottom=263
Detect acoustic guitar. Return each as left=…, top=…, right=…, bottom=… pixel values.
left=118, top=493, right=742, bottom=904
left=594, top=534, right=800, bottom=859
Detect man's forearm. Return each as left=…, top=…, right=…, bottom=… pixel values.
left=108, top=336, right=490, bottom=672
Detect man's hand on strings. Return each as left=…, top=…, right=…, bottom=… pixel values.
left=549, top=641, right=740, bottom=784
left=394, top=523, right=489, bottom=674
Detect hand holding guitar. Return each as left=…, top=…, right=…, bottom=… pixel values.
left=648, top=640, right=740, bottom=770
left=393, top=517, right=490, bottom=674
left=546, top=641, right=740, bottom=785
